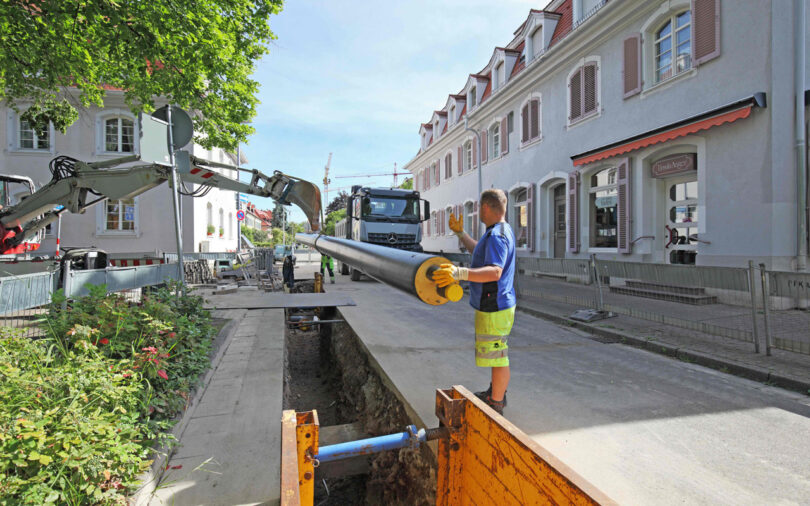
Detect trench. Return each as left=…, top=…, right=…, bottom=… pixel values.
left=283, top=296, right=436, bottom=505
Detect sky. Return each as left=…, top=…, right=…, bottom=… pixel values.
left=242, top=0, right=550, bottom=223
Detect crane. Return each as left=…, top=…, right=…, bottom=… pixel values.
left=322, top=152, right=333, bottom=209
left=0, top=151, right=322, bottom=255
left=333, top=163, right=406, bottom=187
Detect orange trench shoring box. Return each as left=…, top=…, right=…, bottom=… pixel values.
left=281, top=385, right=617, bottom=505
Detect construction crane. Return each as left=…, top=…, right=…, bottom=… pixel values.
left=333, top=163, right=406, bottom=187
left=322, top=152, right=333, bottom=210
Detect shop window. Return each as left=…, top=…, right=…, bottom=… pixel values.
left=589, top=167, right=618, bottom=248
left=667, top=178, right=699, bottom=264
left=510, top=187, right=529, bottom=248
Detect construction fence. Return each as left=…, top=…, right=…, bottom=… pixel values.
left=516, top=257, right=810, bottom=356
left=0, top=263, right=181, bottom=338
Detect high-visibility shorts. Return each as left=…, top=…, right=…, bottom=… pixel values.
left=474, top=306, right=515, bottom=367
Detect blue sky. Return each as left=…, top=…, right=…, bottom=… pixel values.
left=242, top=0, right=546, bottom=223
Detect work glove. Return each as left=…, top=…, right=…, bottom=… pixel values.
left=432, top=263, right=468, bottom=287
left=448, top=213, right=464, bottom=237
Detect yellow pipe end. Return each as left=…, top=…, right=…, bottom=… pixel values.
left=444, top=283, right=464, bottom=302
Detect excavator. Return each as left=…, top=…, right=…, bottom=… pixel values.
left=0, top=110, right=322, bottom=257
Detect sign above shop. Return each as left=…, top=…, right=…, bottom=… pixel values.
left=651, top=153, right=696, bottom=178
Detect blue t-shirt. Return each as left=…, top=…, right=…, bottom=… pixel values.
left=469, top=222, right=516, bottom=312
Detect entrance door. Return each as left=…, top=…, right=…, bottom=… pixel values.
left=553, top=184, right=566, bottom=258
left=664, top=175, right=699, bottom=264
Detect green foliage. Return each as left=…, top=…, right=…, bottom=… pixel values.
left=271, top=203, right=286, bottom=228
left=325, top=191, right=350, bottom=214
left=0, top=0, right=283, bottom=150
left=398, top=177, right=413, bottom=190
left=322, top=209, right=346, bottom=236
left=1, top=283, right=216, bottom=504
left=206, top=224, right=215, bottom=235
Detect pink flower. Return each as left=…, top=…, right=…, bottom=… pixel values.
left=157, top=370, right=168, bottom=380
left=100, top=338, right=109, bottom=345
left=168, top=332, right=177, bottom=339
left=141, top=346, right=158, bottom=354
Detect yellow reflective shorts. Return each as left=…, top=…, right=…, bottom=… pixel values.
left=474, top=306, right=515, bottom=367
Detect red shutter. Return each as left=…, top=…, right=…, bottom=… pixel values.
left=583, top=63, right=598, bottom=115
left=481, top=130, right=488, bottom=163
left=501, top=117, right=508, bottom=154
left=692, top=0, right=721, bottom=66
left=567, top=171, right=580, bottom=253
left=617, top=158, right=632, bottom=254
left=415, top=171, right=419, bottom=192
left=435, top=163, right=440, bottom=186
left=623, top=34, right=642, bottom=98
left=457, top=146, right=463, bottom=174
left=473, top=201, right=479, bottom=240
left=472, top=138, right=477, bottom=168
left=528, top=183, right=536, bottom=252
left=530, top=99, right=539, bottom=139
left=521, top=104, right=529, bottom=142
left=569, top=69, right=582, bottom=121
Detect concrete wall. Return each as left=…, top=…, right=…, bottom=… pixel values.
left=407, top=0, right=806, bottom=270
left=1, top=91, right=239, bottom=256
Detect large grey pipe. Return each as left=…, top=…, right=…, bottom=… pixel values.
left=796, top=0, right=807, bottom=270
left=296, top=234, right=462, bottom=305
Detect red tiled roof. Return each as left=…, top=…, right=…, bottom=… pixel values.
left=549, top=0, right=573, bottom=46
left=510, top=41, right=526, bottom=78
left=480, top=75, right=492, bottom=103
left=421, top=122, right=433, bottom=129
left=434, top=110, right=447, bottom=116
left=442, top=122, right=448, bottom=134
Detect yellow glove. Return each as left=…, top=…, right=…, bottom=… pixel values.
left=432, top=263, right=468, bottom=287
left=448, top=212, right=464, bottom=237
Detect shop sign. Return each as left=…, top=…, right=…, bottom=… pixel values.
left=595, top=195, right=617, bottom=209
left=651, top=153, right=696, bottom=178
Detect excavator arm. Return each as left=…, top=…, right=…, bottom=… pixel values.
left=0, top=152, right=321, bottom=255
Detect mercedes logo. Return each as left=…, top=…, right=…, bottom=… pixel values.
left=387, top=233, right=398, bottom=244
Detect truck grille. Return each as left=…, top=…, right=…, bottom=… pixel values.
left=368, top=233, right=416, bottom=245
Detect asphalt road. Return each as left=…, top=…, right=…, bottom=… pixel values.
left=304, top=260, right=810, bottom=505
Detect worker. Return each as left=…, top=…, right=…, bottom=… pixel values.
left=320, top=253, right=335, bottom=284
left=432, top=189, right=516, bottom=415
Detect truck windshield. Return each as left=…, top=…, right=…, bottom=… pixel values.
left=362, top=197, right=419, bottom=220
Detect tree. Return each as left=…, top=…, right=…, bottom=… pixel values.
left=398, top=177, right=413, bottom=190
left=271, top=203, right=287, bottom=229
left=325, top=191, right=350, bottom=214
left=0, top=0, right=282, bottom=150
left=322, top=209, right=346, bottom=236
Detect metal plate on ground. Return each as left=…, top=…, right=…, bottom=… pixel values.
left=203, top=292, right=356, bottom=309
left=569, top=309, right=615, bottom=322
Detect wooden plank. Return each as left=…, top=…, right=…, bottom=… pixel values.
left=280, top=410, right=301, bottom=506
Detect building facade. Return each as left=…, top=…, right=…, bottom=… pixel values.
left=406, top=0, right=809, bottom=270
left=1, top=89, right=243, bottom=256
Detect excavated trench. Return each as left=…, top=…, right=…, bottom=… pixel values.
left=283, top=300, right=436, bottom=505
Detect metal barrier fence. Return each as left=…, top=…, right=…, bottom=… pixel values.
left=164, top=252, right=239, bottom=263
left=517, top=257, right=810, bottom=356
left=0, top=263, right=181, bottom=337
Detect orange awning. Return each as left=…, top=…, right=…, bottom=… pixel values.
left=572, top=105, right=753, bottom=166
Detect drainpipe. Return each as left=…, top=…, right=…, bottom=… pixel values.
left=464, top=117, right=484, bottom=237
left=796, top=0, right=807, bottom=270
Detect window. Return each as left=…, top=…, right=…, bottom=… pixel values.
left=494, top=63, right=503, bottom=90
left=510, top=188, right=529, bottom=248
left=445, top=206, right=453, bottom=235
left=207, top=202, right=213, bottom=231
left=531, top=27, right=544, bottom=59
left=469, top=89, right=477, bottom=108
left=449, top=105, right=456, bottom=125
left=655, top=11, right=691, bottom=82
left=489, top=123, right=500, bottom=159
left=568, top=61, right=599, bottom=124
left=589, top=168, right=618, bottom=248
left=521, top=98, right=541, bottom=144
left=219, top=208, right=224, bottom=237
left=434, top=121, right=440, bottom=140
left=105, top=199, right=136, bottom=232
left=104, top=117, right=135, bottom=153
left=445, top=153, right=452, bottom=179
left=431, top=211, right=437, bottom=236
left=19, top=118, right=49, bottom=150
left=463, top=141, right=473, bottom=171
left=507, top=111, right=514, bottom=134
left=464, top=202, right=474, bottom=236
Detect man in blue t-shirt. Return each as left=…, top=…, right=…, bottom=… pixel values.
left=432, top=189, right=516, bottom=415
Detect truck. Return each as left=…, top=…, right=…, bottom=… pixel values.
left=334, top=185, right=429, bottom=281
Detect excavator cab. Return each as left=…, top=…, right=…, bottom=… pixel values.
left=0, top=175, right=40, bottom=253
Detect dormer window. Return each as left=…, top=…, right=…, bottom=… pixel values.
left=469, top=89, right=477, bottom=108
left=450, top=105, right=456, bottom=125
left=434, top=121, right=440, bottom=140
left=531, top=27, right=544, bottom=59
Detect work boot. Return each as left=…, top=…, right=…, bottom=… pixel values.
left=474, top=384, right=507, bottom=413
left=330, top=276, right=335, bottom=284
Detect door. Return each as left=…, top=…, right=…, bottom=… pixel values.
left=663, top=175, right=698, bottom=264
left=553, top=184, right=566, bottom=258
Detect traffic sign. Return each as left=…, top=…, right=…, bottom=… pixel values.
left=236, top=210, right=245, bottom=221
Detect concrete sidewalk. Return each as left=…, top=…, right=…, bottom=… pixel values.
left=150, top=305, right=285, bottom=506
left=326, top=270, right=810, bottom=505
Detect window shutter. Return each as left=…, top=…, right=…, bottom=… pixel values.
left=692, top=0, right=721, bottom=65
left=473, top=201, right=479, bottom=240
left=583, top=63, right=598, bottom=115
left=530, top=99, right=539, bottom=139
left=521, top=104, right=529, bottom=142
left=481, top=130, right=488, bottom=163
left=472, top=138, right=478, bottom=168
left=435, top=162, right=440, bottom=186
left=569, top=69, right=582, bottom=121
left=528, top=183, right=536, bottom=252
left=617, top=158, right=632, bottom=254
left=415, top=171, right=419, bottom=192
left=622, top=34, right=642, bottom=98
left=425, top=167, right=430, bottom=190
left=457, top=146, right=463, bottom=174
left=501, top=117, right=508, bottom=154
left=567, top=171, right=580, bottom=253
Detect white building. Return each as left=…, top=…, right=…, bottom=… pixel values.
left=406, top=0, right=809, bottom=271
left=1, top=88, right=244, bottom=256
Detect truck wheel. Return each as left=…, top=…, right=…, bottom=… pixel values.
left=350, top=268, right=361, bottom=281
left=340, top=262, right=349, bottom=275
